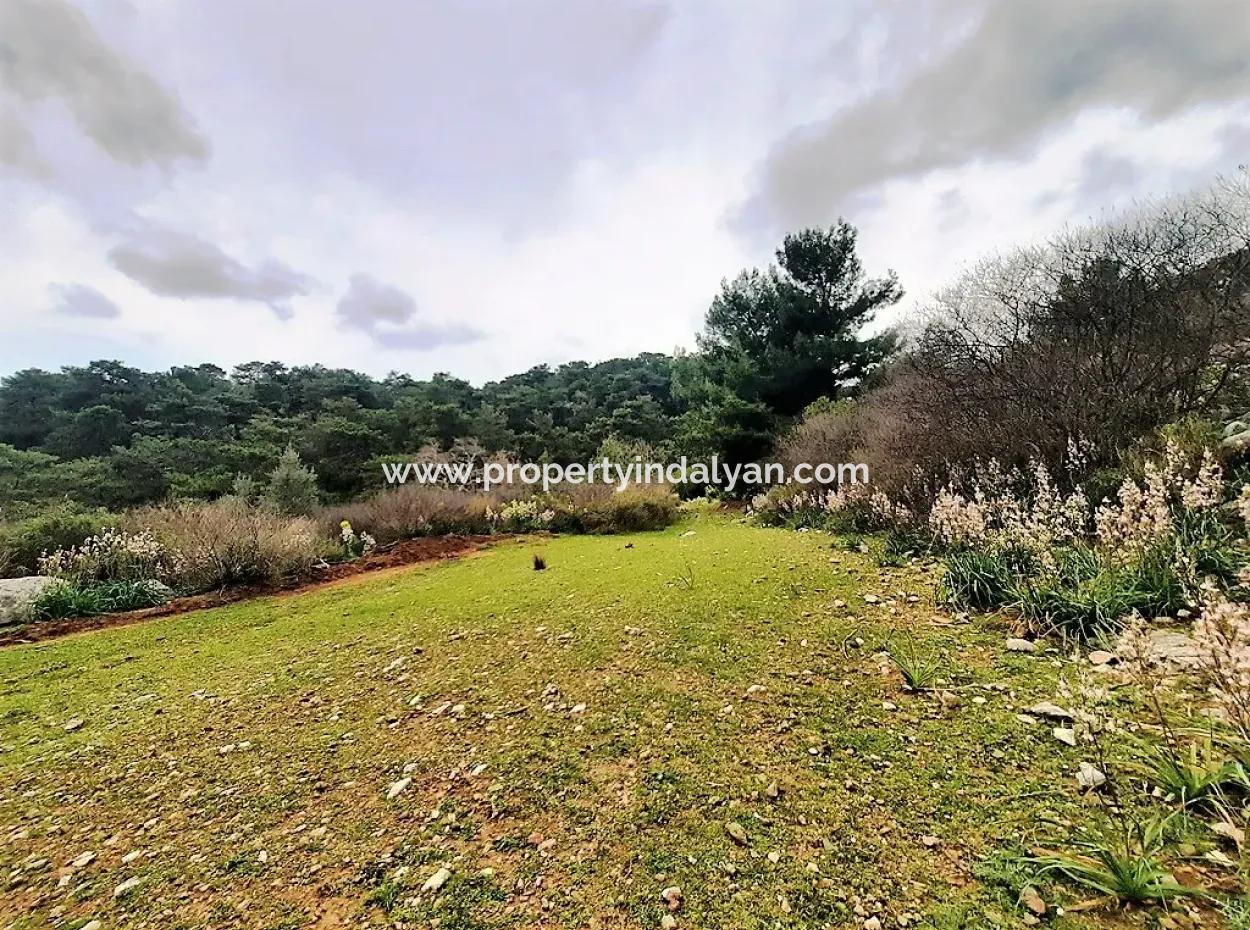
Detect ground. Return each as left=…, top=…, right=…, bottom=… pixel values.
left=0, top=514, right=1204, bottom=929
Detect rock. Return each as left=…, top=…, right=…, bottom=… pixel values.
left=660, top=885, right=683, bottom=911
left=863, top=594, right=879, bottom=604
left=1088, top=650, right=1117, bottom=666
left=82, top=922, right=102, bottom=930
left=1076, top=762, right=1106, bottom=789
left=1026, top=701, right=1072, bottom=721
left=64, top=718, right=85, bottom=732
left=864, top=918, right=882, bottom=930
left=1052, top=727, right=1077, bottom=747
left=421, top=866, right=451, bottom=893
left=724, top=821, right=749, bottom=846
left=661, top=916, right=678, bottom=930
left=114, top=876, right=142, bottom=898
left=1020, top=886, right=1047, bottom=916
left=70, top=851, right=96, bottom=868
left=1143, top=630, right=1202, bottom=669
left=764, top=781, right=780, bottom=801
left=0, top=576, right=58, bottom=626
left=920, top=835, right=940, bottom=847
left=385, top=777, right=411, bottom=800
left=1005, top=638, right=1037, bottom=653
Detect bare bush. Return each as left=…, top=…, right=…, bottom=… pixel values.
left=127, top=500, right=327, bottom=592
left=906, top=173, right=1250, bottom=472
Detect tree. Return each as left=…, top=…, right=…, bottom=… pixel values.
left=698, top=221, right=901, bottom=417
left=264, top=447, right=320, bottom=516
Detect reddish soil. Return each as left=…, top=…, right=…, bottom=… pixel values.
left=0, top=534, right=503, bottom=647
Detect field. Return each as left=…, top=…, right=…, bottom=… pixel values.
left=0, top=515, right=1137, bottom=929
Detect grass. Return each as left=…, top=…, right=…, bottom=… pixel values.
left=0, top=514, right=1192, bottom=928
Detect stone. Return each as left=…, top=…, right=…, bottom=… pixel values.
left=1020, top=887, right=1046, bottom=916
left=724, top=821, right=748, bottom=846
left=1005, top=638, right=1036, bottom=653
left=1026, top=701, right=1073, bottom=721
left=864, top=918, right=882, bottom=930
left=0, top=576, right=58, bottom=626
left=661, top=916, right=678, bottom=930
left=82, top=923, right=102, bottom=930
left=63, top=718, right=85, bottom=732
left=660, top=885, right=683, bottom=911
left=1076, top=762, right=1107, bottom=789
left=1088, top=650, right=1117, bottom=666
left=421, top=866, right=451, bottom=893
left=385, top=777, right=411, bottom=800
left=1053, top=727, right=1077, bottom=747
left=114, top=876, right=142, bottom=898
left=764, top=781, right=780, bottom=801
left=70, top=851, right=96, bottom=868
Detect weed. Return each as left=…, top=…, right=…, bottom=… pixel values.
left=886, top=636, right=944, bottom=691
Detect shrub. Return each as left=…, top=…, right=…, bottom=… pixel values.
left=38, top=527, right=178, bottom=586
left=938, top=548, right=1027, bottom=611
left=264, top=447, right=320, bottom=516
left=31, top=578, right=171, bottom=620
left=550, top=485, right=678, bottom=534
left=128, top=500, right=327, bottom=592
left=328, top=485, right=510, bottom=542
left=0, top=504, right=112, bottom=578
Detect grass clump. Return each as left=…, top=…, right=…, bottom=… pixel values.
left=31, top=578, right=171, bottom=620
left=885, top=635, right=945, bottom=691
left=1028, top=816, right=1204, bottom=904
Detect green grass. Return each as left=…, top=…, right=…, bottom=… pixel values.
left=0, top=515, right=1160, bottom=928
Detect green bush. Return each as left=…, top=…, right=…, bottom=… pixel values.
left=31, top=578, right=171, bottom=620
left=552, top=487, right=679, bottom=534
left=1011, top=549, right=1153, bottom=639
left=0, top=504, right=110, bottom=578
left=938, top=547, right=1030, bottom=611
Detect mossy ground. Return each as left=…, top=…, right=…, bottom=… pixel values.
left=0, top=515, right=1222, bottom=929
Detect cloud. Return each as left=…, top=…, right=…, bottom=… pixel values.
left=335, top=273, right=483, bottom=350
left=107, top=228, right=312, bottom=320
left=742, top=0, right=1250, bottom=233
left=0, top=0, right=209, bottom=168
left=48, top=282, right=121, bottom=318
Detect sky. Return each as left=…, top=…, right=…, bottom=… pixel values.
left=1, top=0, right=1248, bottom=383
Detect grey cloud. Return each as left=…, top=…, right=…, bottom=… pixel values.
left=0, top=0, right=208, bottom=168
left=336, top=274, right=483, bottom=351
left=1075, top=152, right=1139, bottom=204
left=108, top=228, right=312, bottom=320
left=49, top=283, right=121, bottom=318
left=743, top=0, right=1250, bottom=233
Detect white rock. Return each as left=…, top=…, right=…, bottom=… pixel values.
left=114, top=876, right=142, bottom=898
left=1052, top=727, right=1077, bottom=746
left=385, top=777, right=412, bottom=800
left=1026, top=701, right=1073, bottom=721
left=864, top=918, right=882, bottom=930
left=70, top=851, right=96, bottom=868
left=64, top=718, right=85, bottom=732
left=421, top=866, right=451, bottom=893
left=1076, top=761, right=1106, bottom=789
left=82, top=922, right=102, bottom=930
left=0, top=576, right=58, bottom=626
left=660, top=885, right=683, bottom=911
left=1088, top=650, right=1117, bottom=666
left=1005, top=638, right=1037, bottom=653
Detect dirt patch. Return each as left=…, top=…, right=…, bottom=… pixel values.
left=0, top=534, right=507, bottom=648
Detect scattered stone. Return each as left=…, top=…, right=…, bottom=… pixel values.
left=1026, top=701, right=1073, bottom=721
left=1088, top=650, right=1117, bottom=666
left=863, top=594, right=879, bottom=604
left=81, top=922, right=101, bottom=930
left=764, top=781, right=780, bottom=801
left=1053, top=727, right=1077, bottom=747
left=114, top=876, right=142, bottom=898
left=882, top=701, right=898, bottom=712
left=386, top=777, right=412, bottom=800
left=421, top=866, right=451, bottom=893
left=63, top=718, right=84, bottom=732
left=660, top=885, right=683, bottom=911
left=570, top=703, right=587, bottom=715
left=121, top=850, right=141, bottom=865
left=724, top=821, right=749, bottom=846
left=1076, top=761, right=1107, bottom=789
left=1019, top=886, right=1047, bottom=916
left=70, top=851, right=96, bottom=868
left=920, top=835, right=940, bottom=847
left=864, top=918, right=882, bottom=930
left=1005, top=638, right=1036, bottom=653
left=661, top=916, right=678, bottom=930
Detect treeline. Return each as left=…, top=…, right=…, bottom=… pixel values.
left=0, top=355, right=684, bottom=513
left=1, top=221, right=899, bottom=516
